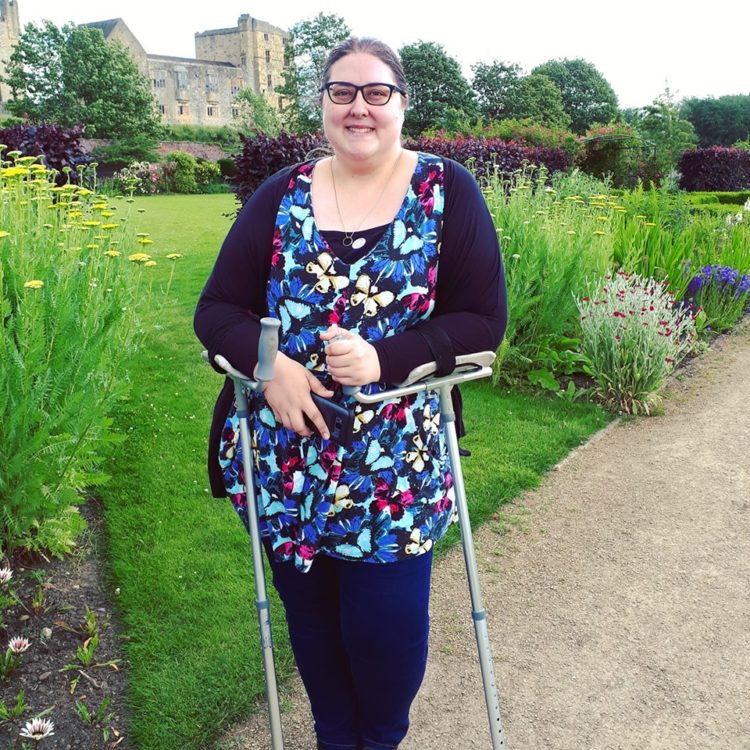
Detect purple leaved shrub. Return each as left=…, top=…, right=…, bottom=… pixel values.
left=679, top=147, right=750, bottom=191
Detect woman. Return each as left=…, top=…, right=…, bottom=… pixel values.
left=195, top=37, right=506, bottom=750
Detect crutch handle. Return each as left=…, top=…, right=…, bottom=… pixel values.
left=256, top=317, right=281, bottom=383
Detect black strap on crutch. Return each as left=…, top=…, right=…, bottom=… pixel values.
left=203, top=317, right=285, bottom=750
left=344, top=351, right=508, bottom=749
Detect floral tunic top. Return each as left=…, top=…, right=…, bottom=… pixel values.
left=219, top=152, right=457, bottom=572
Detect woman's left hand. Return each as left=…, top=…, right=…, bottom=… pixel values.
left=321, top=325, right=381, bottom=386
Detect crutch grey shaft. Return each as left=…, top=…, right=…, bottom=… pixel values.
left=349, top=352, right=507, bottom=749
left=206, top=316, right=285, bottom=750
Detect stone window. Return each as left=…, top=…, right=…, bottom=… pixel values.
left=207, top=106, right=217, bottom=117
left=232, top=107, right=239, bottom=118
left=178, top=104, right=189, bottom=116
left=264, top=33, right=269, bottom=41
left=175, top=69, right=187, bottom=90
left=153, top=73, right=166, bottom=89
left=240, top=53, right=247, bottom=67
left=206, top=73, right=218, bottom=93
left=231, top=78, right=244, bottom=95
left=158, top=104, right=165, bottom=115
left=267, top=74, right=272, bottom=88
left=265, top=50, right=271, bottom=63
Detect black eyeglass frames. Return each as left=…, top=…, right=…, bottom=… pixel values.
left=320, top=82, right=407, bottom=106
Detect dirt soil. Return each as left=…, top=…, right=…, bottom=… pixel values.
left=0, top=501, right=131, bottom=750
left=218, top=319, right=750, bottom=750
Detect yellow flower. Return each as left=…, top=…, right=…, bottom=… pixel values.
left=635, top=214, right=647, bottom=219
left=86, top=243, right=100, bottom=250
left=101, top=224, right=119, bottom=230
left=104, top=250, right=121, bottom=257
left=593, top=230, right=606, bottom=236
left=144, top=260, right=157, bottom=267
left=136, top=233, right=150, bottom=238
left=166, top=253, right=183, bottom=260
left=644, top=222, right=656, bottom=227
left=128, top=252, right=151, bottom=263
left=77, top=188, right=93, bottom=197
left=137, top=237, right=154, bottom=245
left=92, top=203, right=108, bottom=210
left=0, top=230, right=10, bottom=238
left=24, top=279, right=44, bottom=289
left=566, top=230, right=576, bottom=235
left=597, top=216, right=609, bottom=222
left=2, top=166, right=30, bottom=177
left=614, top=207, right=626, bottom=212
left=101, top=211, right=114, bottom=218
left=82, top=220, right=101, bottom=227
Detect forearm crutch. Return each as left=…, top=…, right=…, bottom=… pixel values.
left=202, top=317, right=285, bottom=750
left=345, top=351, right=507, bottom=749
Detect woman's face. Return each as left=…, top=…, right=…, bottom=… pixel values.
left=322, top=52, right=407, bottom=165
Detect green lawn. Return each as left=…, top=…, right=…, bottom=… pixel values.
left=99, top=193, right=610, bottom=750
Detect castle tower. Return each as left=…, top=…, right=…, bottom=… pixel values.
left=0, top=0, right=21, bottom=112
left=195, top=14, right=288, bottom=110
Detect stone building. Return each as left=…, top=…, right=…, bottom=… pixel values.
left=0, top=0, right=20, bottom=112
left=0, top=3, right=290, bottom=127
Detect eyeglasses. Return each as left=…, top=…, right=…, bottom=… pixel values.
left=320, top=82, right=406, bottom=106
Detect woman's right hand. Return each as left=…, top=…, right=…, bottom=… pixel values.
left=259, top=352, right=334, bottom=439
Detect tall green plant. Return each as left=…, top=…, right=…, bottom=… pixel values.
left=483, top=166, right=612, bottom=380
left=0, top=150, right=156, bottom=556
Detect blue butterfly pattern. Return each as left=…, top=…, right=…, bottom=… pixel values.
left=219, top=153, right=456, bottom=572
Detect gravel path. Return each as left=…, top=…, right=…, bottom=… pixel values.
left=218, top=321, right=750, bottom=750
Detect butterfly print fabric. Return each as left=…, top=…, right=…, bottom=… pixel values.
left=219, top=153, right=456, bottom=572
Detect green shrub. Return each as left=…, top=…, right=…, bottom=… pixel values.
left=162, top=124, right=240, bottom=150
left=166, top=151, right=198, bottom=194
left=0, top=153, right=158, bottom=556
left=194, top=157, right=221, bottom=188
left=91, top=135, right=159, bottom=168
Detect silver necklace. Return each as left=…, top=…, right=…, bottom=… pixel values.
left=330, top=150, right=404, bottom=250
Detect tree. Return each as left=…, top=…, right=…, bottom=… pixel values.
left=471, top=60, right=523, bottom=120
left=233, top=88, right=282, bottom=136
left=504, top=74, right=570, bottom=129
left=2, top=20, right=160, bottom=141
left=531, top=58, right=618, bottom=134
left=399, top=41, right=478, bottom=137
left=631, top=87, right=697, bottom=178
left=471, top=61, right=569, bottom=129
left=681, top=95, right=750, bottom=147
left=275, top=13, right=351, bottom=134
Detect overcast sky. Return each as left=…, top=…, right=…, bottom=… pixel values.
left=20, top=1, right=750, bottom=110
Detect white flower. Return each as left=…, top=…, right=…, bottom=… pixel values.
left=19, top=717, right=55, bottom=740
left=0, top=567, right=12, bottom=584
left=8, top=636, right=31, bottom=654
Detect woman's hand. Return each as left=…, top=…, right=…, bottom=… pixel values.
left=259, top=352, right=334, bottom=438
left=321, top=325, right=381, bottom=386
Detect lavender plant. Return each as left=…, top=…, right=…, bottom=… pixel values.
left=576, top=272, right=698, bottom=414
left=685, top=264, right=750, bottom=332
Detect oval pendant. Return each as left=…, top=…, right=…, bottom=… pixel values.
left=342, top=235, right=353, bottom=247
left=352, top=237, right=366, bottom=250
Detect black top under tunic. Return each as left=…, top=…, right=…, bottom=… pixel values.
left=195, top=155, right=507, bottom=497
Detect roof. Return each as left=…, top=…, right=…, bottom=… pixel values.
left=83, top=19, right=121, bottom=37
left=147, top=54, right=237, bottom=68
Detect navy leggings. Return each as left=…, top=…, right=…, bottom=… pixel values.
left=264, top=542, right=433, bottom=750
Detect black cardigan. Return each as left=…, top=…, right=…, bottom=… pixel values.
left=195, top=155, right=507, bottom=496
